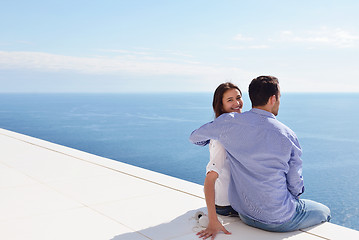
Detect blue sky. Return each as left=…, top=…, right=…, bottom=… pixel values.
left=1, top=0, right=359, bottom=93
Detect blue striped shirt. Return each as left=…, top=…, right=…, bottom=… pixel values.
left=190, top=108, right=304, bottom=224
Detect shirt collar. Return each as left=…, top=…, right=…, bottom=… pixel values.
left=250, top=108, right=276, bottom=119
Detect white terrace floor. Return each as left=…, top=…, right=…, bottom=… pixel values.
left=1, top=128, right=359, bottom=240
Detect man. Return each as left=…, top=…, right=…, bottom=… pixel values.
left=190, top=76, right=330, bottom=233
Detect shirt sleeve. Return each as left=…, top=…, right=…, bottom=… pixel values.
left=189, top=113, right=231, bottom=146
left=286, top=138, right=305, bottom=198
left=206, top=140, right=226, bottom=175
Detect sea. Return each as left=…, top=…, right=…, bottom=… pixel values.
left=0, top=93, right=358, bottom=230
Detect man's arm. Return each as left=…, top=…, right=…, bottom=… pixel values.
left=189, top=113, right=230, bottom=146
left=286, top=142, right=305, bottom=198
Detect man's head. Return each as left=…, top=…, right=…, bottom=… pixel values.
left=249, top=76, right=281, bottom=115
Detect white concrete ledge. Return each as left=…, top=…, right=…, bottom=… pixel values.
left=1, top=128, right=358, bottom=240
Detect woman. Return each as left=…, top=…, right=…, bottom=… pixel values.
left=197, top=82, right=243, bottom=239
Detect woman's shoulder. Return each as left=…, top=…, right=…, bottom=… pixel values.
left=209, top=139, right=226, bottom=154
left=209, top=139, right=224, bottom=148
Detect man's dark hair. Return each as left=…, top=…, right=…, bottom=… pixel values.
left=249, top=76, right=279, bottom=107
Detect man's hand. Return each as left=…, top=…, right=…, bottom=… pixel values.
left=196, top=219, right=231, bottom=240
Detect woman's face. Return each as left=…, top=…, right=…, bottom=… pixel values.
left=222, top=88, right=243, bottom=114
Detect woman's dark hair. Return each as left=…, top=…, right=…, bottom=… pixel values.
left=212, top=82, right=242, bottom=118
left=249, top=76, right=279, bottom=107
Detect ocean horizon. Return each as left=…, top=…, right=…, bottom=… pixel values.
left=0, top=92, right=358, bottom=230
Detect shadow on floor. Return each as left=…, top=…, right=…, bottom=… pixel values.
left=110, top=207, right=304, bottom=240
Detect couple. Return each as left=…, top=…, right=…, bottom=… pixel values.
left=190, top=76, right=331, bottom=239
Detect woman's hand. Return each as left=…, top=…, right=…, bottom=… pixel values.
left=196, top=218, right=231, bottom=240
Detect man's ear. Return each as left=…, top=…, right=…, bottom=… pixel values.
left=268, top=95, right=277, bottom=106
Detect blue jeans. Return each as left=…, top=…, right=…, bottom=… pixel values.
left=239, top=199, right=331, bottom=232
left=215, top=205, right=239, bottom=217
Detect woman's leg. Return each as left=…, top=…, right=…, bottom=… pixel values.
left=215, top=205, right=239, bottom=217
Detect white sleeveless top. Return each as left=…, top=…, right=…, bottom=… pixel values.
left=206, top=139, right=231, bottom=206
